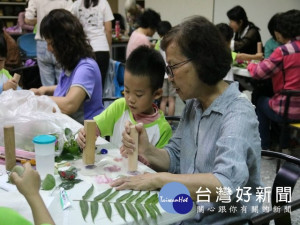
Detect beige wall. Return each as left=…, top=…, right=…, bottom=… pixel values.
left=146, top=0, right=213, bottom=26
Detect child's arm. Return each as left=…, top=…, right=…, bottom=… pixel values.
left=10, top=163, right=55, bottom=225
left=236, top=52, right=264, bottom=61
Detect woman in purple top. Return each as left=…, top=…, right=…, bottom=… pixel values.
left=30, top=9, right=104, bottom=124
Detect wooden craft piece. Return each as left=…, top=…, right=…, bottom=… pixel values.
left=128, top=125, right=138, bottom=172
left=257, top=42, right=262, bottom=53
left=83, top=120, right=96, bottom=165
left=13, top=73, right=21, bottom=84
left=4, top=126, right=16, bottom=171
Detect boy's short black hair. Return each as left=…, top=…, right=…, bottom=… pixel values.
left=0, top=34, right=7, bottom=58
left=126, top=45, right=165, bottom=92
left=157, top=21, right=172, bottom=37
left=137, top=8, right=161, bottom=30
left=216, top=23, right=233, bottom=43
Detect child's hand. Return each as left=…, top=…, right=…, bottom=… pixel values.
left=76, top=127, right=86, bottom=149
left=10, top=162, right=41, bottom=198
left=255, top=52, right=264, bottom=61
left=3, top=79, right=17, bottom=91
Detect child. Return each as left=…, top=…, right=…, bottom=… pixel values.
left=77, top=46, right=172, bottom=150
left=154, top=21, right=176, bottom=121
left=0, top=34, right=20, bottom=94
left=216, top=23, right=264, bottom=81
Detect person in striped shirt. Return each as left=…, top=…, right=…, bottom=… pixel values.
left=247, top=9, right=300, bottom=150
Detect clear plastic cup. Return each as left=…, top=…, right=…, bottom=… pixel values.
left=32, top=135, right=56, bottom=180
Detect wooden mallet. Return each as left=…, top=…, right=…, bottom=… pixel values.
left=257, top=42, right=262, bottom=53
left=13, top=73, right=21, bottom=84
left=82, top=120, right=96, bottom=165
left=4, top=125, right=16, bottom=171
left=128, top=125, right=138, bottom=172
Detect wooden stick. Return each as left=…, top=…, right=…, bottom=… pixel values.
left=13, top=73, right=21, bottom=84
left=83, top=120, right=96, bottom=165
left=128, top=125, right=138, bottom=172
left=4, top=126, right=16, bottom=171
left=257, top=42, right=262, bottom=53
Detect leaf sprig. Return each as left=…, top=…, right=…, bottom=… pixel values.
left=78, top=185, right=161, bottom=223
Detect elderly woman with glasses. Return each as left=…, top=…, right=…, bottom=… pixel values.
left=111, top=16, right=262, bottom=224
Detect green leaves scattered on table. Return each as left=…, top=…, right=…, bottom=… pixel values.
left=55, top=128, right=81, bottom=162
left=58, top=178, right=82, bottom=190
left=41, top=174, right=56, bottom=190
left=78, top=185, right=161, bottom=223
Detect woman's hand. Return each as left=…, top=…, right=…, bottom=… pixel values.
left=110, top=172, right=163, bottom=191
left=120, top=121, right=151, bottom=159
left=30, top=86, right=46, bottom=96
left=10, top=162, right=41, bottom=198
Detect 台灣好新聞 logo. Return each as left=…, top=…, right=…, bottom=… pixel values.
left=159, top=182, right=193, bottom=214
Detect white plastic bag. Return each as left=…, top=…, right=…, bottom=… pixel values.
left=0, top=90, right=81, bottom=152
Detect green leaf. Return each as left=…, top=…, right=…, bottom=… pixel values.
left=65, top=128, right=73, bottom=141
left=80, top=200, right=89, bottom=221
left=104, top=190, right=119, bottom=201
left=41, top=174, right=56, bottom=190
left=135, top=202, right=147, bottom=221
left=136, top=191, right=150, bottom=203
left=145, top=193, right=158, bottom=205
left=114, top=202, right=126, bottom=222
left=90, top=201, right=98, bottom=223
left=126, top=191, right=142, bottom=203
left=94, top=188, right=113, bottom=201
left=116, top=190, right=133, bottom=202
left=145, top=204, right=157, bottom=221
left=152, top=203, right=161, bottom=216
left=82, top=185, right=94, bottom=200
left=59, top=179, right=82, bottom=190
left=125, top=202, right=138, bottom=223
left=102, top=201, right=112, bottom=221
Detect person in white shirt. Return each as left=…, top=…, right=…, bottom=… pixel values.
left=25, top=0, right=73, bottom=86
left=72, top=0, right=114, bottom=89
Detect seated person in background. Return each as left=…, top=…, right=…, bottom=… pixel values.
left=0, top=20, right=22, bottom=71
left=0, top=163, right=55, bottom=225
left=77, top=46, right=172, bottom=164
left=264, top=13, right=281, bottom=58
left=216, top=23, right=263, bottom=81
left=227, top=5, right=262, bottom=54
left=30, top=9, right=104, bottom=124
left=0, top=33, right=21, bottom=93
left=126, top=8, right=161, bottom=59
left=248, top=9, right=300, bottom=151
left=111, top=16, right=262, bottom=224
left=155, top=21, right=177, bottom=120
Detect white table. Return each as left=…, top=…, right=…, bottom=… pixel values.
left=232, top=66, right=251, bottom=78
left=0, top=137, right=196, bottom=225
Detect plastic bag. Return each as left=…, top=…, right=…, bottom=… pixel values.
left=0, top=90, right=81, bottom=152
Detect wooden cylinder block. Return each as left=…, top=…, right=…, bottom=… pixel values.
left=13, top=73, right=21, bottom=84
left=128, top=125, right=138, bottom=172
left=257, top=42, right=262, bottom=53
left=83, top=120, right=96, bottom=165
left=4, top=126, right=16, bottom=171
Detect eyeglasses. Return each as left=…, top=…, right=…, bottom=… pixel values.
left=165, top=58, right=192, bottom=78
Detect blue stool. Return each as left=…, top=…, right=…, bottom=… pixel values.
left=17, top=33, right=37, bottom=58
